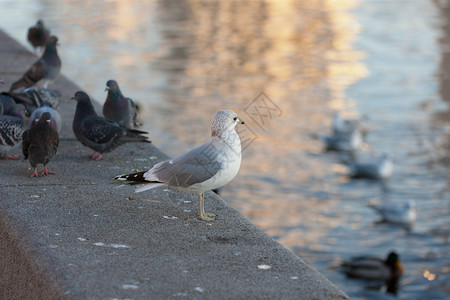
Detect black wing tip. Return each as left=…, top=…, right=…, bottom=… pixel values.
left=113, top=171, right=147, bottom=182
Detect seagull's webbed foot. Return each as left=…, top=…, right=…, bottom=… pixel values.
left=199, top=212, right=215, bottom=222
left=198, top=193, right=216, bottom=221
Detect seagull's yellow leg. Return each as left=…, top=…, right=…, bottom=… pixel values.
left=198, top=193, right=215, bottom=221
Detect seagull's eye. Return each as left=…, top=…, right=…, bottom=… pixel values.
left=233, top=117, right=237, bottom=121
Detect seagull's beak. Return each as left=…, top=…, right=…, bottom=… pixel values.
left=238, top=118, right=245, bottom=125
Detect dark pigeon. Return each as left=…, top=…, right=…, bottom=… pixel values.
left=72, top=91, right=150, bottom=160
left=29, top=102, right=61, bottom=133
left=0, top=115, right=24, bottom=159
left=10, top=36, right=61, bottom=92
left=3, top=103, right=27, bottom=119
left=103, top=79, right=141, bottom=128
left=22, top=112, right=59, bottom=177
left=0, top=94, right=17, bottom=115
left=27, top=19, right=50, bottom=55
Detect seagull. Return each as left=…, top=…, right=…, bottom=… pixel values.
left=332, top=112, right=367, bottom=136
left=22, top=112, right=59, bottom=177
left=318, top=128, right=362, bottom=152
left=348, top=153, right=393, bottom=180
left=27, top=19, right=50, bottom=55
left=29, top=102, right=62, bottom=133
left=114, top=109, right=245, bottom=221
left=0, top=115, right=25, bottom=160
left=72, top=91, right=150, bottom=160
left=10, top=35, right=61, bottom=92
left=369, top=201, right=417, bottom=225
left=103, top=79, right=141, bottom=128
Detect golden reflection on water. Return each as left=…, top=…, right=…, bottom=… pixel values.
left=149, top=0, right=367, bottom=249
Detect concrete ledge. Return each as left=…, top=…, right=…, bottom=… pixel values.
left=0, top=29, right=348, bottom=299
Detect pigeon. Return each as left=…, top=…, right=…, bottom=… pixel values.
left=3, top=87, right=61, bottom=113
left=0, top=94, right=18, bottom=115
left=0, top=115, right=25, bottom=159
left=114, top=109, right=245, bottom=221
left=103, top=79, right=141, bottom=128
left=22, top=112, right=59, bottom=177
left=348, top=153, right=393, bottom=180
left=3, top=103, right=27, bottom=119
left=72, top=91, right=150, bottom=160
left=10, top=36, right=61, bottom=92
left=369, top=200, right=417, bottom=225
left=29, top=102, right=62, bottom=133
left=27, top=19, right=50, bottom=55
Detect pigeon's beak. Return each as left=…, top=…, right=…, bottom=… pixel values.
left=71, top=96, right=76, bottom=101
left=105, top=87, right=109, bottom=92
left=238, top=118, right=245, bottom=125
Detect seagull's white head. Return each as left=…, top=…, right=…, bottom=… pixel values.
left=211, top=110, right=245, bottom=136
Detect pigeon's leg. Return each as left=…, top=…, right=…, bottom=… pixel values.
left=31, top=168, right=40, bottom=177
left=88, top=152, right=103, bottom=160
left=6, top=154, right=20, bottom=160
left=198, top=193, right=215, bottom=221
left=40, top=166, right=54, bottom=176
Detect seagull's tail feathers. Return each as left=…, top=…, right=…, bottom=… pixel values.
left=135, top=182, right=165, bottom=193
left=113, top=171, right=164, bottom=193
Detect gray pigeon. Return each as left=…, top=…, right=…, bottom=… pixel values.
left=22, top=112, right=59, bottom=177
left=10, top=36, right=61, bottom=92
left=29, top=102, right=62, bottom=133
left=72, top=91, right=150, bottom=160
left=103, top=79, right=141, bottom=128
left=4, top=87, right=61, bottom=112
left=0, top=115, right=25, bottom=159
left=27, top=19, right=50, bottom=55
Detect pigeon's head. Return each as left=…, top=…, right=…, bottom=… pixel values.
left=36, top=19, right=44, bottom=27
left=46, top=35, right=59, bottom=47
left=105, top=80, right=120, bottom=92
left=72, top=91, right=90, bottom=103
left=39, top=112, right=52, bottom=124
left=211, top=109, right=245, bottom=136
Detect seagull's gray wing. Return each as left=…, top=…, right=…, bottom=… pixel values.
left=147, top=139, right=224, bottom=188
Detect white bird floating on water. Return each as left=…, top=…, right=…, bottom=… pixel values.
left=369, top=200, right=417, bottom=225
left=332, top=112, right=368, bottom=136
left=348, top=153, right=393, bottom=180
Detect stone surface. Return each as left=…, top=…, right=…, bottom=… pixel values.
left=0, top=29, right=348, bottom=299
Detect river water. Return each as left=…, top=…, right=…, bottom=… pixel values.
left=1, top=0, right=449, bottom=298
